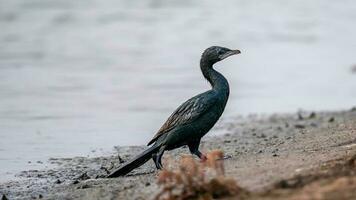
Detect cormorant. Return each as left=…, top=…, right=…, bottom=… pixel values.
left=107, top=46, right=240, bottom=177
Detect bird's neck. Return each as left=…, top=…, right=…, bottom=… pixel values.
left=200, top=59, right=230, bottom=95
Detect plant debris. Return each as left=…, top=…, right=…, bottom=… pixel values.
left=155, top=150, right=248, bottom=200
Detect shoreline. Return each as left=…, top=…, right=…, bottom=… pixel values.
left=1, top=108, right=356, bottom=199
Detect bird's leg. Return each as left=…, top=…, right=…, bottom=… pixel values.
left=188, top=140, right=207, bottom=161
left=155, top=146, right=166, bottom=170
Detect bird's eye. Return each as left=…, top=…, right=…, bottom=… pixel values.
left=218, top=50, right=224, bottom=55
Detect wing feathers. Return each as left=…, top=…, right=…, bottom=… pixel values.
left=147, top=91, right=217, bottom=145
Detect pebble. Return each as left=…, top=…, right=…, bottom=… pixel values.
left=309, top=112, right=316, bottom=119
left=328, top=117, right=335, bottom=122
left=76, top=172, right=90, bottom=181
left=294, top=124, right=305, bottom=129
left=285, top=122, right=290, bottom=128
left=77, top=184, right=90, bottom=189
left=351, top=64, right=356, bottom=73
left=310, top=123, right=318, bottom=127
left=298, top=113, right=304, bottom=120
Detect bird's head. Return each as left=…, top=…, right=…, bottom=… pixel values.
left=201, top=46, right=241, bottom=64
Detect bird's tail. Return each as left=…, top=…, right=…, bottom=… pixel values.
left=107, top=145, right=159, bottom=178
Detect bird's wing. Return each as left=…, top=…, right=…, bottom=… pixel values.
left=147, top=91, right=217, bottom=145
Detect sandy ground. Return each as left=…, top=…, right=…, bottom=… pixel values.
left=1, top=108, right=356, bottom=200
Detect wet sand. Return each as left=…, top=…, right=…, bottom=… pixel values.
left=1, top=108, right=356, bottom=199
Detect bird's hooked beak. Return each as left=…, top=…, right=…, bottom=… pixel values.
left=219, top=49, right=241, bottom=60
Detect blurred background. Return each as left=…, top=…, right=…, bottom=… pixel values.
left=0, top=0, right=355, bottom=180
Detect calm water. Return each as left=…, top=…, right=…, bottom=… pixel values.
left=0, top=0, right=355, bottom=181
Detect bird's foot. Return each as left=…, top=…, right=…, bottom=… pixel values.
left=155, top=161, right=164, bottom=170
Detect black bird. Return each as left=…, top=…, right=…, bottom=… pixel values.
left=107, top=46, right=240, bottom=177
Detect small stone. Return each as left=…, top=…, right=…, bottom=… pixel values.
left=145, top=182, right=150, bottom=186
left=298, top=113, right=304, bottom=120
left=351, top=64, right=356, bottom=73
left=328, top=117, right=335, bottom=123
left=309, top=112, right=316, bottom=119
left=76, top=172, right=90, bottom=180
left=294, top=124, right=305, bottom=129
left=77, top=184, right=90, bottom=189
left=55, top=179, right=61, bottom=184
left=273, top=154, right=278, bottom=157
left=72, top=180, right=80, bottom=184
left=82, top=184, right=90, bottom=189
left=285, top=122, right=289, bottom=128
left=310, top=123, right=318, bottom=127
left=38, top=194, right=43, bottom=199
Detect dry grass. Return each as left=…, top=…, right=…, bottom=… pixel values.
left=154, top=150, right=248, bottom=200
